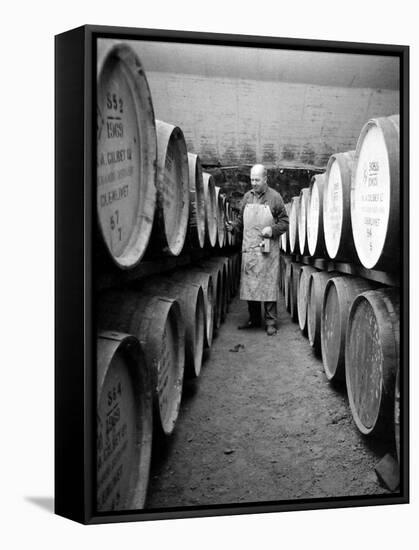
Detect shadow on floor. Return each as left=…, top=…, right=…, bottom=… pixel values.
left=25, top=496, right=54, bottom=514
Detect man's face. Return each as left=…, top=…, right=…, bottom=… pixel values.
left=250, top=167, right=267, bottom=194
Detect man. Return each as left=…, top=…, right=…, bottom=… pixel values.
left=226, top=164, right=289, bottom=335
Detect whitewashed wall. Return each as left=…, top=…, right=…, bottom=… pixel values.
left=145, top=71, right=398, bottom=167
left=98, top=39, right=399, bottom=168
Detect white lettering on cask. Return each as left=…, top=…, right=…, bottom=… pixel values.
left=97, top=354, right=135, bottom=511
left=351, top=125, right=390, bottom=269
left=97, top=61, right=141, bottom=259
left=324, top=158, right=343, bottom=259
left=307, top=182, right=319, bottom=255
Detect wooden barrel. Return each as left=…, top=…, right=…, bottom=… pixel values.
left=97, top=294, right=185, bottom=436
left=203, top=258, right=228, bottom=323
left=227, top=255, right=235, bottom=299
left=280, top=203, right=291, bottom=253
left=172, top=269, right=215, bottom=349
left=298, top=188, right=310, bottom=255
left=345, top=288, right=400, bottom=436
left=297, top=265, right=318, bottom=333
left=141, top=278, right=206, bottom=379
left=203, top=173, right=218, bottom=247
left=289, top=262, right=304, bottom=322
left=96, top=331, right=153, bottom=511
left=289, top=196, right=300, bottom=254
left=323, top=151, right=357, bottom=261
left=278, top=254, right=284, bottom=292
left=307, top=173, right=326, bottom=257
left=284, top=259, right=293, bottom=311
left=215, top=186, right=226, bottom=248
left=97, top=44, right=157, bottom=269
left=232, top=209, right=239, bottom=247
left=394, top=366, right=400, bottom=462
left=321, top=276, right=378, bottom=383
left=196, top=263, right=222, bottom=332
left=351, top=115, right=400, bottom=271
left=307, top=271, right=342, bottom=352
left=222, top=195, right=229, bottom=248
left=230, top=252, right=241, bottom=296
left=236, top=252, right=242, bottom=288
left=218, top=255, right=232, bottom=305
left=280, top=255, right=288, bottom=294
left=220, top=255, right=233, bottom=304
left=186, top=153, right=206, bottom=249
left=148, top=120, right=190, bottom=256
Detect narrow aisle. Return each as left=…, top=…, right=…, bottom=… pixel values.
left=147, top=294, right=389, bottom=508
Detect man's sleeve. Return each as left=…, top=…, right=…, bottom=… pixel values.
left=271, top=193, right=289, bottom=239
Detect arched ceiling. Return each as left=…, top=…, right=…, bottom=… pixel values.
left=122, top=40, right=399, bottom=90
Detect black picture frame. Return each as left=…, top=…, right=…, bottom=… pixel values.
left=55, top=24, right=409, bottom=525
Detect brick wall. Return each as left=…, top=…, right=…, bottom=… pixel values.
left=145, top=71, right=399, bottom=169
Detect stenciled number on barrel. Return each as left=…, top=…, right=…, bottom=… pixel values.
left=110, top=209, right=123, bottom=242
left=106, top=92, right=124, bottom=114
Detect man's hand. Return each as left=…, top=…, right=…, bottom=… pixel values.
left=261, top=226, right=272, bottom=238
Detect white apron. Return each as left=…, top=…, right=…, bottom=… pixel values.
left=239, top=203, right=280, bottom=301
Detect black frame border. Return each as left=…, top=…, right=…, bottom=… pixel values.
left=55, top=24, right=409, bottom=525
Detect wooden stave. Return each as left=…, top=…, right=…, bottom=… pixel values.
left=281, top=203, right=291, bottom=253
left=351, top=115, right=400, bottom=271
left=236, top=252, right=242, bottom=293
left=307, top=271, right=342, bottom=353
left=290, top=262, right=304, bottom=322
left=278, top=254, right=284, bottom=292
left=231, top=252, right=241, bottom=296
left=320, top=276, right=378, bottom=383
left=220, top=255, right=232, bottom=305
left=297, top=266, right=319, bottom=333
left=323, top=150, right=357, bottom=262
left=202, top=258, right=228, bottom=323
left=96, top=331, right=153, bottom=511
left=186, top=153, right=206, bottom=249
left=289, top=196, right=301, bottom=254
left=227, top=255, right=236, bottom=299
left=298, top=188, right=310, bottom=256
left=140, top=278, right=206, bottom=379
left=97, top=292, right=185, bottom=436
left=195, top=263, right=223, bottom=332
left=307, top=173, right=326, bottom=257
left=96, top=44, right=157, bottom=270
left=284, top=259, right=293, bottom=312
left=202, top=173, right=218, bottom=248
left=171, top=269, right=215, bottom=349
left=225, top=201, right=233, bottom=246
left=148, top=120, right=190, bottom=257
left=345, top=288, right=400, bottom=436
left=214, top=186, right=226, bottom=248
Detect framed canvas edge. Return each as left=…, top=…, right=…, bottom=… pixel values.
left=54, top=24, right=410, bottom=526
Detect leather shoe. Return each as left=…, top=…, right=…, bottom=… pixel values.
left=237, top=320, right=261, bottom=330
left=266, top=326, right=277, bottom=336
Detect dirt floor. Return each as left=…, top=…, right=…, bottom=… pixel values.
left=146, top=293, right=392, bottom=508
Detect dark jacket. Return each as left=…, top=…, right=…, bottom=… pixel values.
left=233, top=186, right=289, bottom=239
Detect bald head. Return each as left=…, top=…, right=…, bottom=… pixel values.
left=250, top=164, right=268, bottom=194
left=251, top=164, right=267, bottom=178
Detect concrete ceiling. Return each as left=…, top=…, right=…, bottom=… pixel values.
left=121, top=39, right=399, bottom=90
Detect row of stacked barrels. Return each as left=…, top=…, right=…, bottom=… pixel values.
left=96, top=252, right=242, bottom=512
left=280, top=259, right=400, bottom=462
left=279, top=112, right=401, bottom=462
left=97, top=42, right=239, bottom=271
left=281, top=114, right=400, bottom=273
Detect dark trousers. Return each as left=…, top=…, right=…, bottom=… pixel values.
left=248, top=301, right=277, bottom=327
